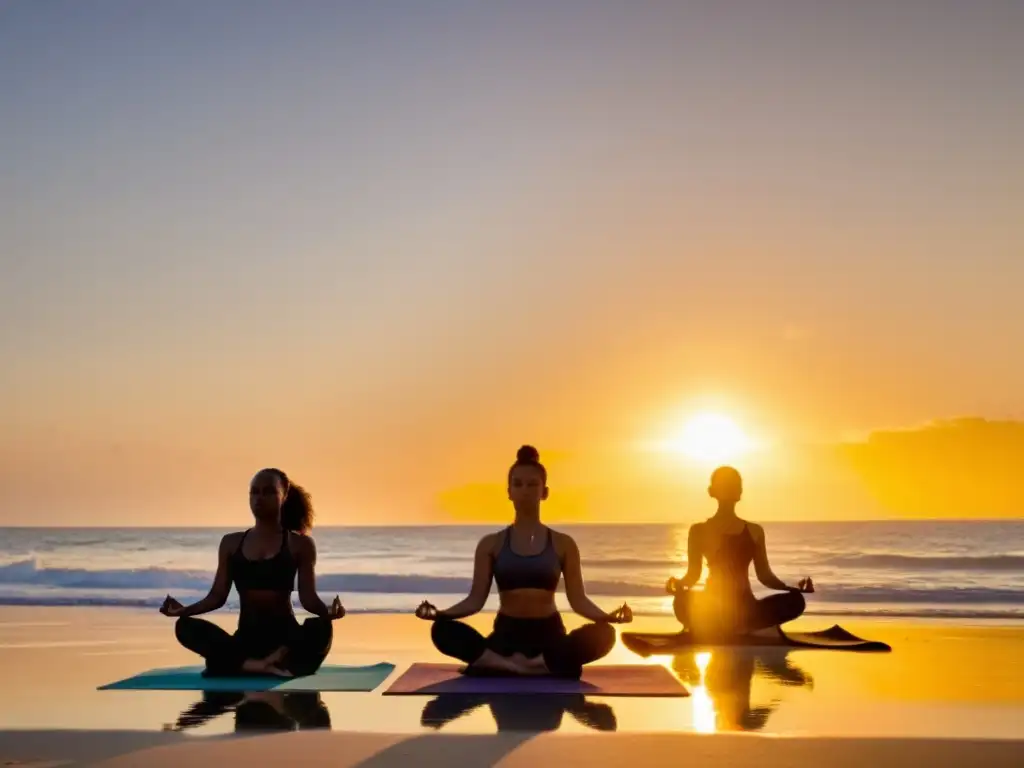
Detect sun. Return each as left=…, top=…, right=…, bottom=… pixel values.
left=665, top=412, right=753, bottom=465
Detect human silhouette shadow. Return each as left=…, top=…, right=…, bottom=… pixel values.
left=166, top=691, right=332, bottom=733
left=347, top=696, right=615, bottom=768
left=420, top=693, right=618, bottom=732
left=672, top=647, right=813, bottom=731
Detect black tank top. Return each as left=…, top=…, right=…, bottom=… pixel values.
left=705, top=524, right=756, bottom=600
left=230, top=529, right=297, bottom=593
left=492, top=527, right=562, bottom=592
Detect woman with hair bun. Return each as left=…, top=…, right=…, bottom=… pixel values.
left=416, top=445, right=631, bottom=679
left=160, top=468, right=345, bottom=678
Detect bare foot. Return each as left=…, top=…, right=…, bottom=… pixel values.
left=502, top=655, right=532, bottom=674
left=468, top=649, right=522, bottom=675
left=260, top=646, right=291, bottom=676
left=264, top=646, right=288, bottom=666
left=518, top=655, right=550, bottom=676
left=241, top=656, right=293, bottom=677
left=490, top=656, right=522, bottom=675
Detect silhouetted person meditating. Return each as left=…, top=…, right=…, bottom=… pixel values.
left=160, top=468, right=345, bottom=677
left=667, top=466, right=814, bottom=639
left=415, top=445, right=632, bottom=678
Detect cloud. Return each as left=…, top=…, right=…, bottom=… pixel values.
left=835, top=418, right=1024, bottom=518
left=430, top=418, right=1024, bottom=524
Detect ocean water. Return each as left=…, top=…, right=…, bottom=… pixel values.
left=0, top=521, right=1022, bottom=621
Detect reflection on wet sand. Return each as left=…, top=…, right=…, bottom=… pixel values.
left=671, top=648, right=813, bottom=732
left=420, top=694, right=618, bottom=733
left=166, top=692, right=332, bottom=733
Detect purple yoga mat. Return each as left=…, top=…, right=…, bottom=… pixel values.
left=382, top=663, right=689, bottom=697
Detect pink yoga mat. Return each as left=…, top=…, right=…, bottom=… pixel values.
left=382, top=663, right=689, bottom=697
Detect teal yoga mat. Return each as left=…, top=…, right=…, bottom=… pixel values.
left=98, top=662, right=396, bottom=692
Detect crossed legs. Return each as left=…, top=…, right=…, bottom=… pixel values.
left=175, top=616, right=333, bottom=677
left=672, top=590, right=806, bottom=636
left=430, top=615, right=615, bottom=679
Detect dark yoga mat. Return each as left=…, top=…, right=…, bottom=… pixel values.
left=622, top=624, right=891, bottom=656
left=382, top=663, right=688, bottom=697
left=98, top=662, right=396, bottom=692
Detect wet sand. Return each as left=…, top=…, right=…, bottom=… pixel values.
left=0, top=607, right=1021, bottom=765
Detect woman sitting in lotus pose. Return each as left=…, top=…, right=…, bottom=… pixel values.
left=667, top=466, right=814, bottom=639
left=416, top=445, right=632, bottom=678
left=160, top=468, right=345, bottom=677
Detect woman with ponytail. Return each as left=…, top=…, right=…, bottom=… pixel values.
left=160, top=468, right=344, bottom=678
left=416, top=445, right=632, bottom=679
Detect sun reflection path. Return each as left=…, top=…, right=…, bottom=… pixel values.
left=690, top=651, right=716, bottom=733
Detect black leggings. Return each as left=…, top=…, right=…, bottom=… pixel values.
left=431, top=613, right=615, bottom=679
left=175, top=615, right=333, bottom=677
left=673, top=590, right=806, bottom=635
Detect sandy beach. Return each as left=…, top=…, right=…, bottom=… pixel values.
left=5, top=0, right=1024, bottom=764
left=1, top=606, right=1021, bottom=765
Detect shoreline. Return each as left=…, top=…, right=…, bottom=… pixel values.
left=5, top=521, right=1021, bottom=629
left=1, top=601, right=1021, bottom=625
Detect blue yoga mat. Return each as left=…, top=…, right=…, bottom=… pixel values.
left=98, top=662, right=396, bottom=692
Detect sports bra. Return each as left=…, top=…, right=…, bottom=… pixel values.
left=230, top=529, right=297, bottom=593
left=705, top=524, right=756, bottom=597
left=492, top=526, right=562, bottom=592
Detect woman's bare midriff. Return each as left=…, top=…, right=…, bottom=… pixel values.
left=497, top=588, right=558, bottom=618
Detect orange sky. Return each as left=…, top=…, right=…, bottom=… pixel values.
left=1, top=3, right=1022, bottom=526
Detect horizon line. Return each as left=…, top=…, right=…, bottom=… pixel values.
left=0, top=517, right=1019, bottom=530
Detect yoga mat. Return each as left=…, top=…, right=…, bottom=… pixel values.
left=622, top=624, right=891, bottom=656
left=382, top=663, right=688, bottom=697
left=98, top=662, right=396, bottom=692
